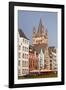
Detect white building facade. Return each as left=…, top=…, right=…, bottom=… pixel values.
left=18, top=29, right=29, bottom=76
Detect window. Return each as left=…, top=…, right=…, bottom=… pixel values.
left=26, top=54, right=28, bottom=59
left=22, top=69, right=28, bottom=74
left=18, top=52, right=21, bottom=58
left=25, top=54, right=26, bottom=59
left=50, top=60, right=52, bottom=62
left=23, top=61, right=25, bottom=67
left=44, top=64, right=47, bottom=69
left=26, top=69, right=28, bottom=74
left=22, top=69, right=25, bottom=74
left=26, top=61, right=28, bottom=66
left=25, top=54, right=28, bottom=59
left=23, top=46, right=24, bottom=51
left=23, top=39, right=26, bottom=44
left=27, top=48, right=28, bottom=52
left=25, top=47, right=26, bottom=51
left=22, top=46, right=29, bottom=52
left=22, top=53, right=24, bottom=58
left=22, top=61, right=24, bottom=67
left=23, top=39, right=28, bottom=44
left=22, top=61, right=28, bottom=67
left=18, top=69, right=20, bottom=75
left=27, top=40, right=28, bottom=44
left=25, top=39, right=26, bottom=43
left=18, top=60, right=20, bottom=66
left=22, top=53, right=28, bottom=59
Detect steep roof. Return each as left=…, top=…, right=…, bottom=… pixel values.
left=18, top=29, right=29, bottom=40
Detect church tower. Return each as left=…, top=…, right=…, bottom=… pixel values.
left=32, top=18, right=50, bottom=70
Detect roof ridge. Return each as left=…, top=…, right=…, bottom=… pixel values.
left=18, top=29, right=29, bottom=40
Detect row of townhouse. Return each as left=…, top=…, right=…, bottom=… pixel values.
left=18, top=18, right=57, bottom=77
left=18, top=29, right=57, bottom=77
left=18, top=29, right=46, bottom=76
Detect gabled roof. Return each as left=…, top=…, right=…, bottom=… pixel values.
left=18, top=29, right=29, bottom=40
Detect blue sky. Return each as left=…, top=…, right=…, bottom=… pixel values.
left=18, top=10, right=57, bottom=47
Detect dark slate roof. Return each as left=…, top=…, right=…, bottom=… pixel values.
left=18, top=29, right=29, bottom=40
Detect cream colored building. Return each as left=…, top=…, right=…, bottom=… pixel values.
left=18, top=29, right=29, bottom=76
left=49, top=47, right=57, bottom=71
left=52, top=51, right=57, bottom=71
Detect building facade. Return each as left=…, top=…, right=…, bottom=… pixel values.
left=52, top=51, right=57, bottom=71
left=32, top=18, right=50, bottom=70
left=29, top=46, right=39, bottom=71
left=49, top=47, right=57, bottom=71
left=18, top=29, right=29, bottom=76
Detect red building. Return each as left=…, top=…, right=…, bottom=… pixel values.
left=29, top=46, right=39, bottom=72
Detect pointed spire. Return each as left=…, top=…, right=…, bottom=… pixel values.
left=39, top=18, right=43, bottom=27
left=32, top=26, right=36, bottom=37
left=33, top=26, right=36, bottom=33
left=37, top=18, right=44, bottom=35
left=45, top=28, right=48, bottom=36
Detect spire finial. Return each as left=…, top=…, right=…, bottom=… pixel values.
left=37, top=18, right=44, bottom=35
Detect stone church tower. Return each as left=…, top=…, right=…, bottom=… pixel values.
left=32, top=18, right=50, bottom=70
